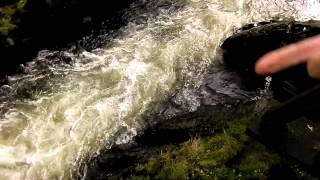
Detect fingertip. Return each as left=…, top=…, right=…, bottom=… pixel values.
left=255, top=51, right=280, bottom=74
left=307, top=58, right=320, bottom=79
left=255, top=59, right=271, bottom=75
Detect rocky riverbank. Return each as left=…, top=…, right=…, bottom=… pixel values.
left=79, top=21, right=320, bottom=179
left=1, top=1, right=319, bottom=178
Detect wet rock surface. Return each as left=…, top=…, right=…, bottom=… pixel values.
left=223, top=21, right=320, bottom=178
left=221, top=20, right=320, bottom=100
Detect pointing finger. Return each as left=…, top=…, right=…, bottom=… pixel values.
left=255, top=34, right=320, bottom=75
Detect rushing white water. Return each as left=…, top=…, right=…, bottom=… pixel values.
left=0, top=0, right=320, bottom=179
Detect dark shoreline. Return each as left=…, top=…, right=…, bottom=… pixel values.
left=0, top=0, right=137, bottom=80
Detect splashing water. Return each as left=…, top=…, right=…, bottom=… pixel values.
left=0, top=0, right=320, bottom=179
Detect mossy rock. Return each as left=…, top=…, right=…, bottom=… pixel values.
left=106, top=101, right=283, bottom=180
left=80, top=100, right=278, bottom=179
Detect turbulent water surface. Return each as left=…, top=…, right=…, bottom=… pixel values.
left=0, top=0, right=320, bottom=179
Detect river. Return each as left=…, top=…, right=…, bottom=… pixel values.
left=0, top=0, right=319, bottom=179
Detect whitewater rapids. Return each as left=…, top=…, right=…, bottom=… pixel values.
left=0, top=0, right=319, bottom=179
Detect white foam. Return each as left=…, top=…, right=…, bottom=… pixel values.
left=0, top=0, right=319, bottom=179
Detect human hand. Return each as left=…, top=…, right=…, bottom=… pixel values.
left=255, top=34, right=320, bottom=79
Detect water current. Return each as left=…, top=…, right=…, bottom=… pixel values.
left=0, top=0, right=320, bottom=179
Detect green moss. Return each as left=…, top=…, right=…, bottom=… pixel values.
left=16, top=0, right=26, bottom=11
left=108, top=101, right=316, bottom=179
left=130, top=135, right=243, bottom=179
left=199, top=133, right=241, bottom=169
left=227, top=119, right=250, bottom=143
left=110, top=103, right=281, bottom=180
left=0, top=5, right=16, bottom=35
left=234, top=143, right=281, bottom=179
left=0, top=0, right=26, bottom=46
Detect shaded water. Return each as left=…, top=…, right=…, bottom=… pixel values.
left=0, top=0, right=320, bottom=179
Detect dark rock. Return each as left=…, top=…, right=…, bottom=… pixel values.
left=227, top=21, right=320, bottom=178
left=267, top=165, right=298, bottom=180
left=221, top=20, right=320, bottom=100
